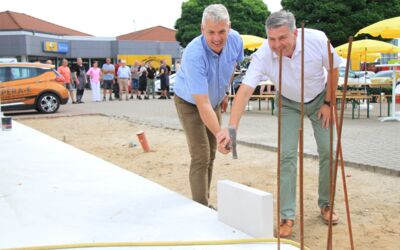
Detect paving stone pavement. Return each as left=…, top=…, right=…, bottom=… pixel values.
left=8, top=91, right=400, bottom=176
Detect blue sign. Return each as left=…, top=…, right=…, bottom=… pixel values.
left=57, top=42, right=69, bottom=53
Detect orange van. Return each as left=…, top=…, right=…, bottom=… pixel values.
left=0, top=63, right=69, bottom=113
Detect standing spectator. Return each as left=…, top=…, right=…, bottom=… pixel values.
left=113, top=60, right=121, bottom=99
left=146, top=62, right=157, bottom=99
left=137, top=61, right=148, bottom=100
left=86, top=61, right=102, bottom=102
left=72, top=58, right=87, bottom=103
left=102, top=58, right=115, bottom=101
left=166, top=64, right=172, bottom=99
left=58, top=58, right=76, bottom=104
left=130, top=60, right=140, bottom=99
left=117, top=60, right=131, bottom=101
left=158, top=60, right=168, bottom=99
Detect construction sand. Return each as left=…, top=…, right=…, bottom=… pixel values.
left=20, top=115, right=399, bottom=250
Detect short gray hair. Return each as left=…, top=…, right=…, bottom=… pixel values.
left=266, top=10, right=296, bottom=32
left=202, top=4, right=230, bottom=25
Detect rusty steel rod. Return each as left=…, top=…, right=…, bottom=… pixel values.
left=326, top=41, right=335, bottom=250
left=299, top=21, right=305, bottom=250
left=333, top=103, right=355, bottom=250
left=276, top=49, right=283, bottom=250
left=326, top=37, right=354, bottom=250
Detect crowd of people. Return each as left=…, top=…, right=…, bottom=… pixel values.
left=51, top=58, right=173, bottom=104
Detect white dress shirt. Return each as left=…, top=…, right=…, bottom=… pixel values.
left=243, top=28, right=342, bottom=103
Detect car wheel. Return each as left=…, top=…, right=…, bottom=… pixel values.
left=37, top=93, right=60, bottom=113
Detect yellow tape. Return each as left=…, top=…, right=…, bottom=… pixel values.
left=2, top=238, right=309, bottom=250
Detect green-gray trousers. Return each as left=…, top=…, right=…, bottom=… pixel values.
left=279, top=90, right=333, bottom=220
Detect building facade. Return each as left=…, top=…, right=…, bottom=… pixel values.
left=0, top=11, right=181, bottom=69
left=0, top=31, right=180, bottom=68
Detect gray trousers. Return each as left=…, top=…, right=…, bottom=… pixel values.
left=146, top=78, right=155, bottom=98
left=279, top=90, right=334, bottom=220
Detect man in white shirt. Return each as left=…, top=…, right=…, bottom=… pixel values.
left=218, top=10, right=341, bottom=237
left=117, top=60, right=131, bottom=101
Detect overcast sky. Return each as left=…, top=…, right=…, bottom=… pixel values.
left=0, top=0, right=282, bottom=37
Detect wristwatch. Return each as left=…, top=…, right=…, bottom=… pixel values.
left=323, top=100, right=331, bottom=107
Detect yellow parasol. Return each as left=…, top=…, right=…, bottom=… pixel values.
left=335, top=39, right=400, bottom=55
left=337, top=51, right=381, bottom=63
left=240, top=35, right=265, bottom=51
left=355, top=16, right=400, bottom=38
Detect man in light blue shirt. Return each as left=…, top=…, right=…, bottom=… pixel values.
left=174, top=4, right=243, bottom=206
left=102, top=58, right=115, bottom=101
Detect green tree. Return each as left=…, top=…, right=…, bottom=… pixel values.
left=175, top=0, right=270, bottom=47
left=281, top=0, right=400, bottom=46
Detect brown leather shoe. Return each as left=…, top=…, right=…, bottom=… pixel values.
left=279, top=219, right=294, bottom=238
left=321, top=206, right=339, bottom=225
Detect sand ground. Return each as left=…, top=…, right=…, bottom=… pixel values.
left=20, top=115, right=399, bottom=250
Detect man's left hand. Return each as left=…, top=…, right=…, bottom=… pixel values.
left=221, top=95, right=229, bottom=113
left=317, top=103, right=331, bottom=129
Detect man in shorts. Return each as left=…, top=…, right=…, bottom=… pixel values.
left=58, top=58, right=76, bottom=104
left=102, top=58, right=115, bottom=101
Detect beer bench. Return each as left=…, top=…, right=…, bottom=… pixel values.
left=228, top=94, right=275, bottom=114
left=336, top=90, right=372, bottom=119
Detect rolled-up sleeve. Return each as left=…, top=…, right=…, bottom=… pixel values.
left=242, top=52, right=267, bottom=89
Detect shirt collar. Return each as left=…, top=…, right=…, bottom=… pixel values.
left=201, top=35, right=222, bottom=58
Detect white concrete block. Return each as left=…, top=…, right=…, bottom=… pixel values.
left=217, top=180, right=274, bottom=238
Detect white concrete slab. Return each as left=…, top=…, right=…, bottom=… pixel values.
left=217, top=180, right=273, bottom=238
left=0, top=122, right=300, bottom=250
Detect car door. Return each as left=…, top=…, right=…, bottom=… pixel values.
left=0, top=66, right=40, bottom=106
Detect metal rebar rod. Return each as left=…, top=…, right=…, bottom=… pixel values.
left=299, top=21, right=305, bottom=250
left=326, top=41, right=335, bottom=250
left=333, top=37, right=354, bottom=250
left=333, top=101, right=355, bottom=250
left=277, top=49, right=283, bottom=250
left=326, top=36, right=354, bottom=250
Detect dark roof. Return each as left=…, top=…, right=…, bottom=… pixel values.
left=117, top=26, right=176, bottom=42
left=0, top=10, right=91, bottom=36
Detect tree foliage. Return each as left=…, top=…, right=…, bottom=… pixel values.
left=281, top=0, right=400, bottom=46
left=174, top=0, right=270, bottom=47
